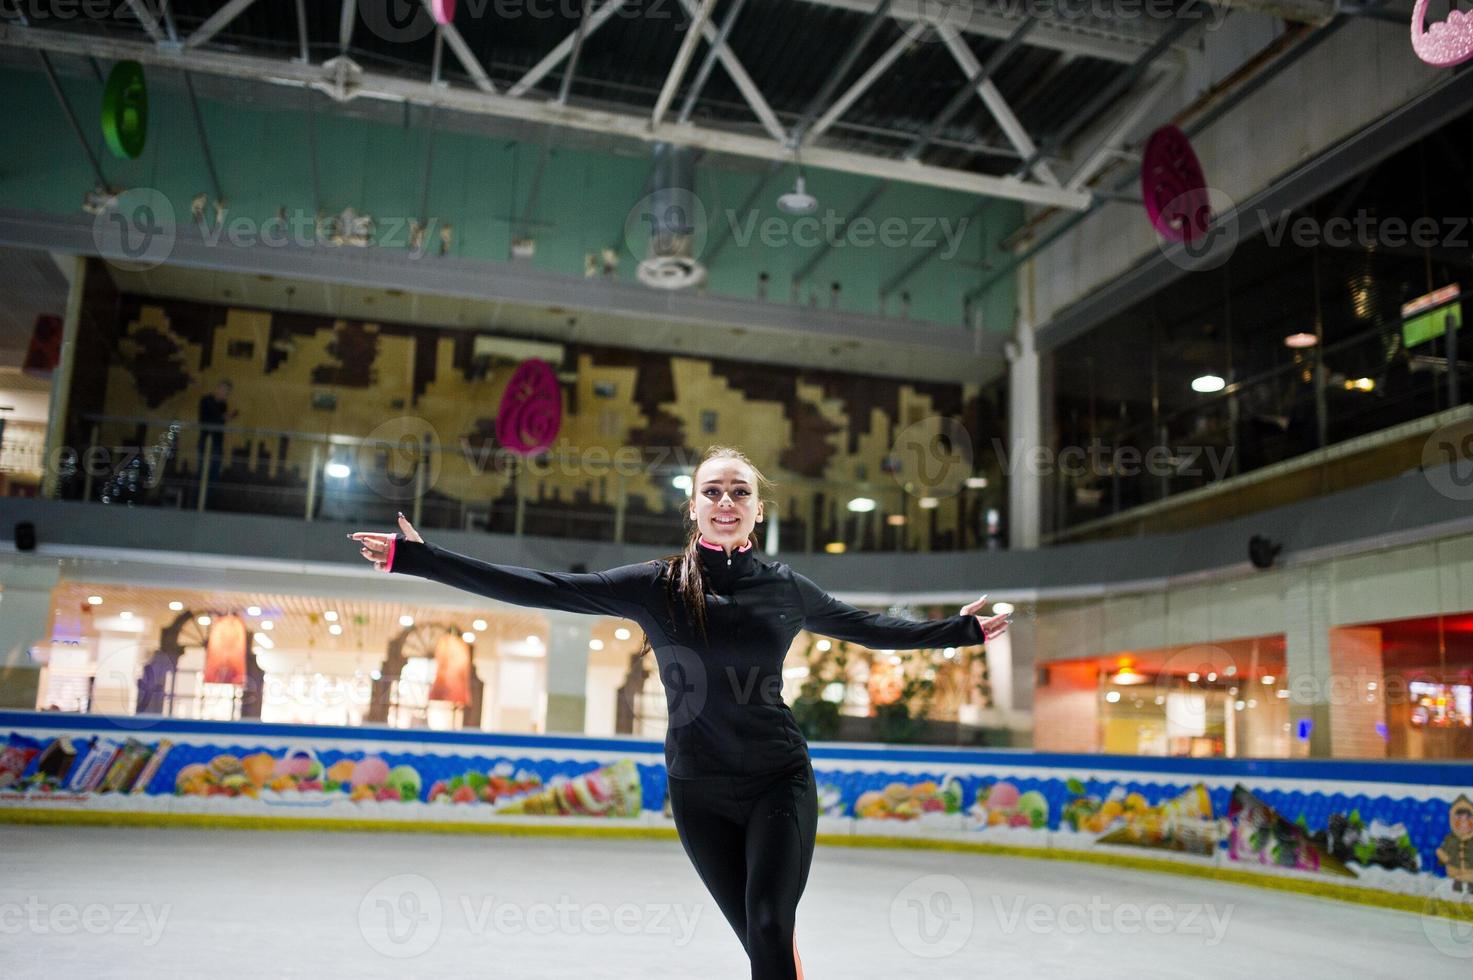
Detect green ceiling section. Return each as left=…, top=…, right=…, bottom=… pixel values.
left=0, top=65, right=1021, bottom=332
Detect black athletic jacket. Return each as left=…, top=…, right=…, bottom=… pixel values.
left=388, top=535, right=985, bottom=778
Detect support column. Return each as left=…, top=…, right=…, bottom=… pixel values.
left=1284, top=567, right=1333, bottom=758
left=984, top=631, right=1014, bottom=714
left=91, top=613, right=151, bottom=716
left=1007, top=323, right=1043, bottom=549
left=0, top=561, right=59, bottom=708
left=1328, top=626, right=1386, bottom=759
left=40, top=254, right=86, bottom=500
left=543, top=611, right=592, bottom=733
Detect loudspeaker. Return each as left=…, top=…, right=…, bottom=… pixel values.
left=1248, top=534, right=1281, bottom=570
left=14, top=521, right=36, bottom=551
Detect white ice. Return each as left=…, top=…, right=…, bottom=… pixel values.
left=0, top=825, right=1464, bottom=978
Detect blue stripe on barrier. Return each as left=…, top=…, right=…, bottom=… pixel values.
left=3, top=710, right=1469, bottom=786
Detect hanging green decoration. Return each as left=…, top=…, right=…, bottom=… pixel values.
left=101, top=60, right=148, bottom=159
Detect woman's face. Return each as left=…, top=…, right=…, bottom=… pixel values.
left=690, top=458, right=763, bottom=548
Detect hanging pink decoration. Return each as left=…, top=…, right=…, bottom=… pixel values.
left=1140, top=124, right=1212, bottom=244
left=429, top=633, right=472, bottom=706
left=495, top=359, right=562, bottom=456
left=204, top=615, right=248, bottom=686
left=1412, top=0, right=1473, bottom=67
left=431, top=0, right=455, bottom=24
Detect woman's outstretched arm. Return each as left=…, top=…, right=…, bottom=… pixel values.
left=351, top=515, right=656, bottom=619
left=791, top=571, right=1007, bottom=650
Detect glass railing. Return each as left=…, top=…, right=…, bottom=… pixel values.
left=49, top=418, right=1005, bottom=553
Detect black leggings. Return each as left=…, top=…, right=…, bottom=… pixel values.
left=667, top=761, right=817, bottom=980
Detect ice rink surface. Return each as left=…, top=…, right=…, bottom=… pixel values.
left=1, top=825, right=1466, bottom=978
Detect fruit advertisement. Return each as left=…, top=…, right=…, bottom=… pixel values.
left=3, top=718, right=1470, bottom=903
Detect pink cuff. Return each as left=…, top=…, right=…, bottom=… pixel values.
left=386, top=535, right=397, bottom=573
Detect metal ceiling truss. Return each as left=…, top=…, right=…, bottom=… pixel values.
left=791, top=0, right=1199, bottom=64
left=0, top=0, right=1225, bottom=212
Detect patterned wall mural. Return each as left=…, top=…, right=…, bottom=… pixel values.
left=69, top=278, right=1005, bottom=551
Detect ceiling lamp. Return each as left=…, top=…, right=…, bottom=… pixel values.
left=1110, top=658, right=1149, bottom=685
left=1191, top=374, right=1226, bottom=393
left=778, top=173, right=818, bottom=215
left=1284, top=332, right=1318, bottom=349
left=777, top=144, right=819, bottom=215
left=846, top=497, right=876, bottom=512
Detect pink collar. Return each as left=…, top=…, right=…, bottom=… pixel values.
left=698, top=535, right=752, bottom=553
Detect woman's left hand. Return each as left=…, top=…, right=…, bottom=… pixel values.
left=960, top=594, right=1011, bottom=642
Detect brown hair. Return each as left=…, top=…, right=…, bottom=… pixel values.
left=643, top=445, right=775, bottom=649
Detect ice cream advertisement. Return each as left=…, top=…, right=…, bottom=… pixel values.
left=2, top=729, right=651, bottom=820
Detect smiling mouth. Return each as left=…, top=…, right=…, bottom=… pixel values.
left=712, top=516, right=740, bottom=527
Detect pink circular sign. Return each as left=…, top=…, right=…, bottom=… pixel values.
left=496, top=359, right=562, bottom=456
left=1140, top=124, right=1212, bottom=244
left=431, top=0, right=455, bottom=25
left=1412, top=0, right=1473, bottom=67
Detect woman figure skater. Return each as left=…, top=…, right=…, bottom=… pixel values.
left=350, top=445, right=1011, bottom=979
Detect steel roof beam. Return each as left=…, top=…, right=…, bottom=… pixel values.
left=675, top=0, right=786, bottom=142
left=677, top=0, right=747, bottom=124
left=790, top=0, right=892, bottom=147
left=804, top=28, right=915, bottom=143
left=431, top=6, right=498, bottom=95
left=184, top=0, right=261, bottom=50
left=652, top=0, right=716, bottom=127
left=789, top=0, right=1192, bottom=66
left=1009, top=1, right=1200, bottom=180
left=123, top=0, right=166, bottom=44
left=1065, top=62, right=1180, bottom=192
left=0, top=23, right=1092, bottom=208
left=557, top=0, right=594, bottom=104
left=507, top=0, right=632, bottom=98
left=904, top=16, right=1034, bottom=162
left=937, top=22, right=1057, bottom=186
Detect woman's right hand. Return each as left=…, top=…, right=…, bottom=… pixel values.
left=348, top=513, right=423, bottom=572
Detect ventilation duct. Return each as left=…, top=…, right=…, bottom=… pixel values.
left=637, top=143, right=706, bottom=290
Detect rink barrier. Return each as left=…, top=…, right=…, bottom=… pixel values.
left=3, top=711, right=1471, bottom=920
left=6, top=806, right=1472, bottom=924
